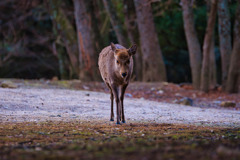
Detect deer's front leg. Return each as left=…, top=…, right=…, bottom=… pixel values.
left=111, top=84, right=120, bottom=124
left=106, top=83, right=114, bottom=121
left=110, top=92, right=114, bottom=121
left=120, top=84, right=128, bottom=123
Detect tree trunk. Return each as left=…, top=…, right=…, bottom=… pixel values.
left=102, top=0, right=128, bottom=47
left=123, top=0, right=142, bottom=81
left=73, top=0, right=100, bottom=81
left=209, top=35, right=217, bottom=88
left=181, top=0, right=202, bottom=89
left=90, top=1, right=104, bottom=52
left=55, top=43, right=70, bottom=80
left=207, top=0, right=217, bottom=89
left=48, top=0, right=79, bottom=79
left=57, top=8, right=79, bottom=79
left=226, top=3, right=240, bottom=93
left=134, top=0, right=167, bottom=82
left=200, top=0, right=218, bottom=92
left=218, top=0, right=232, bottom=90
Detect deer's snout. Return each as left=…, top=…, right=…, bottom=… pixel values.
left=121, top=72, right=127, bottom=78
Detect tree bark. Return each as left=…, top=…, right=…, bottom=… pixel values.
left=134, top=0, right=167, bottom=82
left=103, top=0, right=128, bottom=47
left=123, top=0, right=142, bottom=81
left=218, top=0, right=232, bottom=89
left=200, top=0, right=218, bottom=92
left=226, top=3, right=240, bottom=93
left=181, top=0, right=202, bottom=89
left=73, top=0, right=100, bottom=81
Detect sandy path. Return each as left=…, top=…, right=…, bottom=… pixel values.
left=0, top=88, right=239, bottom=127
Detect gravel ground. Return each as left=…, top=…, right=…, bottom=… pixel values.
left=0, top=88, right=240, bottom=127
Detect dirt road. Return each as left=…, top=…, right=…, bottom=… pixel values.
left=0, top=88, right=239, bottom=127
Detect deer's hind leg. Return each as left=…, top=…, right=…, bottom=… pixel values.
left=106, top=83, right=114, bottom=121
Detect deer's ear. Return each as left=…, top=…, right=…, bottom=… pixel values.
left=128, top=44, right=137, bottom=55
left=111, top=42, right=116, bottom=52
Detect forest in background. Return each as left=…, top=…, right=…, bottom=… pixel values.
left=0, top=0, right=239, bottom=93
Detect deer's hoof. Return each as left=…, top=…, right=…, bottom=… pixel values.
left=110, top=118, right=114, bottom=121
left=116, top=122, right=121, bottom=125
left=122, top=120, right=126, bottom=123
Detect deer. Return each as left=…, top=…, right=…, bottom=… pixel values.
left=98, top=42, right=137, bottom=124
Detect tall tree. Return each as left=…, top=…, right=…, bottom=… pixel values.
left=181, top=0, right=202, bottom=89
left=218, top=0, right=232, bottom=89
left=48, top=0, right=79, bottom=79
left=134, top=0, right=167, bottom=81
left=200, top=0, right=218, bottom=92
left=53, top=43, right=70, bottom=79
left=226, top=3, right=240, bottom=93
left=123, top=0, right=142, bottom=80
left=206, top=0, right=217, bottom=89
left=209, top=36, right=217, bottom=88
left=90, top=0, right=104, bottom=52
left=73, top=0, right=100, bottom=81
left=103, top=0, right=128, bottom=47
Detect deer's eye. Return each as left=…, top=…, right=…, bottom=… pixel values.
left=116, top=60, right=119, bottom=64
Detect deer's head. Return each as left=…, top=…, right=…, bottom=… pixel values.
left=111, top=43, right=137, bottom=79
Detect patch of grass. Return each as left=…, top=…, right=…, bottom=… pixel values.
left=0, top=121, right=240, bottom=160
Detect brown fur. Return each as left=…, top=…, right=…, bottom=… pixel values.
left=98, top=43, right=137, bottom=124
left=116, top=50, right=130, bottom=60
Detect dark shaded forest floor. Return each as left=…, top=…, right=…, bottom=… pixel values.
left=0, top=79, right=239, bottom=159
left=1, top=121, right=240, bottom=160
